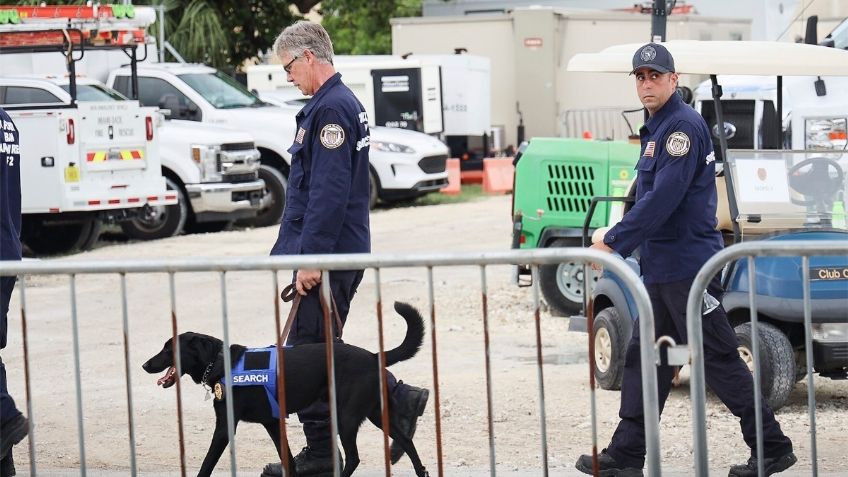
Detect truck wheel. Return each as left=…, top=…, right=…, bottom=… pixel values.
left=120, top=177, right=187, bottom=240
left=593, top=307, right=628, bottom=390
left=735, top=322, right=795, bottom=411
left=23, top=218, right=101, bottom=256
left=369, top=170, right=379, bottom=210
left=539, top=238, right=598, bottom=316
left=185, top=220, right=232, bottom=234
left=239, top=165, right=286, bottom=228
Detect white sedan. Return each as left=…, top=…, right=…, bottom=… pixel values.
left=259, top=92, right=449, bottom=208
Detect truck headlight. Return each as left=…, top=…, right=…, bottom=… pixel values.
left=811, top=323, right=848, bottom=342
left=371, top=141, right=415, bottom=154
left=805, top=117, right=847, bottom=150
left=191, top=144, right=222, bottom=182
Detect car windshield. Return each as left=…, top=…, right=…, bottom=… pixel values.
left=179, top=71, right=264, bottom=109
left=826, top=18, right=848, bottom=50
left=726, top=149, right=848, bottom=232
left=60, top=83, right=127, bottom=101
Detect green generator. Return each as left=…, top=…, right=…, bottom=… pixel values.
left=511, top=138, right=639, bottom=315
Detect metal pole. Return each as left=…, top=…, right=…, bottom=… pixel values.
left=427, top=266, right=445, bottom=477
left=480, top=265, right=496, bottom=476
left=320, top=274, right=340, bottom=477
left=219, top=271, right=238, bottom=476
left=120, top=274, right=138, bottom=477
left=531, top=265, right=549, bottom=476
left=157, top=5, right=165, bottom=63
left=801, top=257, right=819, bottom=477
left=651, top=0, right=668, bottom=42
left=747, top=257, right=765, bottom=477
left=69, top=275, right=87, bottom=477
left=374, top=268, right=392, bottom=475
left=18, top=279, right=36, bottom=477
left=169, top=272, right=187, bottom=477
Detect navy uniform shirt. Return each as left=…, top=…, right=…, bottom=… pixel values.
left=0, top=107, right=22, bottom=263
left=603, top=93, right=723, bottom=284
left=271, top=73, right=371, bottom=256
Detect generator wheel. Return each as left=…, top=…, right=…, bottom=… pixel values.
left=539, top=238, right=598, bottom=316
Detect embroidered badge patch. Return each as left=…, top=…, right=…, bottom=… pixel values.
left=640, top=45, right=657, bottom=62
left=214, top=382, right=224, bottom=401
left=644, top=141, right=656, bottom=157
left=705, top=151, right=715, bottom=164
left=320, top=124, right=345, bottom=149
left=295, top=127, right=306, bottom=144
left=666, top=131, right=690, bottom=156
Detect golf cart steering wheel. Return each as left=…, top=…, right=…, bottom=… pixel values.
left=786, top=157, right=844, bottom=207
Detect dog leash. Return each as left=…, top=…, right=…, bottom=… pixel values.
left=279, top=282, right=343, bottom=344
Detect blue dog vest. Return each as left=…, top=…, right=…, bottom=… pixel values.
left=222, top=346, right=289, bottom=418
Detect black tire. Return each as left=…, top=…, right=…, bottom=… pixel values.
left=239, top=165, right=286, bottom=228
left=23, top=217, right=101, bottom=256
left=593, top=307, right=628, bottom=390
left=120, top=177, right=187, bottom=240
left=539, top=238, right=599, bottom=316
left=369, top=170, right=379, bottom=210
left=734, top=322, right=795, bottom=411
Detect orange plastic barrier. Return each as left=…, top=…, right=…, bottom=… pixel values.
left=441, top=158, right=461, bottom=195
left=482, top=157, right=515, bottom=194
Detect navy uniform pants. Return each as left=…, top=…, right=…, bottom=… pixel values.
left=606, top=276, right=793, bottom=469
left=288, top=270, right=407, bottom=450
left=1, top=276, right=21, bottom=426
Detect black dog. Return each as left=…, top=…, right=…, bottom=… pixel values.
left=142, top=302, right=429, bottom=477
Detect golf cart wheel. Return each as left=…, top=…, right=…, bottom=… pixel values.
left=593, top=307, right=628, bottom=390
left=539, top=238, right=599, bottom=316
left=734, top=322, right=795, bottom=411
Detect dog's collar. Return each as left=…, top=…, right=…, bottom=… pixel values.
left=201, top=350, right=224, bottom=389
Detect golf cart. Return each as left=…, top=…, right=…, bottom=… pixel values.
left=567, top=40, right=848, bottom=410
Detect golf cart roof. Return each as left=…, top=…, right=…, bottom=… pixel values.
left=567, top=40, right=848, bottom=76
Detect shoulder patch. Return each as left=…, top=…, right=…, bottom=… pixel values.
left=320, top=124, right=345, bottom=149
left=665, top=131, right=690, bottom=157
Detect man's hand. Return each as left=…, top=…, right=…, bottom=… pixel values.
left=589, top=241, right=615, bottom=271
left=295, top=269, right=322, bottom=295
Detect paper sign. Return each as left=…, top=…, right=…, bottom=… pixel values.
left=735, top=160, right=790, bottom=203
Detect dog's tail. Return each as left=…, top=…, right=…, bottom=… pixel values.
left=384, top=302, right=425, bottom=367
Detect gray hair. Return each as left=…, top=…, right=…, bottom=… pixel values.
left=273, top=21, right=334, bottom=64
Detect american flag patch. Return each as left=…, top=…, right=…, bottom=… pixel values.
left=644, top=141, right=656, bottom=157
left=296, top=127, right=306, bottom=144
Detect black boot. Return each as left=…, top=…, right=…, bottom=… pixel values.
left=0, top=452, right=15, bottom=477
left=0, top=415, right=27, bottom=461
left=575, top=449, right=644, bottom=477
left=389, top=385, right=429, bottom=464
left=261, top=446, right=343, bottom=477
left=728, top=451, right=797, bottom=477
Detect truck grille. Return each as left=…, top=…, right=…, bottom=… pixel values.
left=545, top=164, right=596, bottom=213
left=701, top=100, right=755, bottom=162
left=220, top=142, right=256, bottom=152
left=418, top=154, right=447, bottom=173
left=223, top=172, right=259, bottom=183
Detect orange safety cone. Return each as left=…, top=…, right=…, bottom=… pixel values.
left=482, top=157, right=515, bottom=194
left=441, top=158, right=461, bottom=195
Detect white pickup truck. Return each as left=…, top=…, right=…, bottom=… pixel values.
left=107, top=62, right=449, bottom=214
left=0, top=77, right=173, bottom=254
left=107, top=63, right=290, bottom=226
left=1, top=76, right=268, bottom=239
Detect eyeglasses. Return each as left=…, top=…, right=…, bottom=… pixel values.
left=283, top=55, right=301, bottom=74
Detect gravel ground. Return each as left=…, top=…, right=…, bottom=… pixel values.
left=3, top=195, right=845, bottom=476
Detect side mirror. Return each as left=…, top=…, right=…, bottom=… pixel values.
left=186, top=102, right=201, bottom=121
left=158, top=94, right=181, bottom=119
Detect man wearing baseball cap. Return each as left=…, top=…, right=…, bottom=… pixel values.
left=575, top=43, right=796, bottom=477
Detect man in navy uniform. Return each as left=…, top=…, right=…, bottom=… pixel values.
left=263, top=22, right=428, bottom=477
left=0, top=107, right=29, bottom=477
left=575, top=43, right=796, bottom=477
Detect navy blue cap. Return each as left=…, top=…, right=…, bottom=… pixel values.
left=630, top=43, right=675, bottom=75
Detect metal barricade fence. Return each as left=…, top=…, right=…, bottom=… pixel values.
left=685, top=240, right=848, bottom=477
left=2, top=249, right=660, bottom=477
